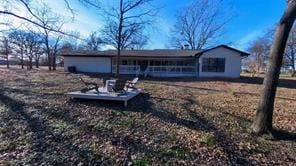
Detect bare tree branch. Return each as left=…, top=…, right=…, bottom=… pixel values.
left=78, top=0, right=101, bottom=9
left=101, top=0, right=158, bottom=76
left=170, top=0, right=234, bottom=49
left=0, top=0, right=81, bottom=38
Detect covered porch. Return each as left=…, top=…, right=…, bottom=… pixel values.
left=112, top=57, right=198, bottom=77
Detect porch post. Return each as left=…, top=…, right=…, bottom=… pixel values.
left=196, top=56, right=199, bottom=77
left=111, top=57, right=113, bottom=74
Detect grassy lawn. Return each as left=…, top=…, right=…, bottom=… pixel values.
left=0, top=66, right=295, bottom=165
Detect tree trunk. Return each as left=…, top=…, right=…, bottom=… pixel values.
left=48, top=54, right=52, bottom=70
left=21, top=52, right=24, bottom=69
left=28, top=58, right=33, bottom=70
left=6, top=55, right=9, bottom=69
left=6, top=55, right=9, bottom=68
left=30, top=58, right=33, bottom=70
left=52, top=54, right=56, bottom=70
left=116, top=0, right=124, bottom=77
left=35, top=58, right=39, bottom=68
left=252, top=0, right=296, bottom=134
left=291, top=54, right=295, bottom=76
left=116, top=46, right=121, bottom=77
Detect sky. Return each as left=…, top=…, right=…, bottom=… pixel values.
left=2, top=0, right=287, bottom=51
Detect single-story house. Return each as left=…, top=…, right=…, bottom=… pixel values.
left=62, top=45, right=249, bottom=78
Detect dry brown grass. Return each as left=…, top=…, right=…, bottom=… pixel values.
left=0, top=66, right=295, bottom=165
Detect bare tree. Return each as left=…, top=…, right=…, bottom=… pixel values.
left=34, top=3, right=64, bottom=70
left=247, top=37, right=271, bottom=74
left=252, top=0, right=296, bottom=134
left=284, top=25, right=296, bottom=76
left=128, top=34, right=148, bottom=49
left=85, top=31, right=103, bottom=51
left=50, top=36, right=62, bottom=70
left=0, top=1, right=83, bottom=71
left=0, top=0, right=98, bottom=70
left=0, top=37, right=11, bottom=68
left=243, top=58, right=257, bottom=77
left=21, top=31, right=42, bottom=70
left=8, top=29, right=44, bottom=69
left=8, top=30, right=27, bottom=68
left=101, top=0, right=157, bottom=76
left=0, top=0, right=75, bottom=34
left=170, top=0, right=233, bottom=49
left=60, top=31, right=87, bottom=54
left=250, top=26, right=295, bottom=74
left=32, top=33, right=44, bottom=68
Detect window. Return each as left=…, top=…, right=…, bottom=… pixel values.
left=177, top=61, right=183, bottom=66
left=154, top=61, right=161, bottom=66
left=202, top=58, right=225, bottom=72
left=121, top=60, right=128, bottom=65
left=161, top=61, right=168, bottom=66
left=183, top=60, right=195, bottom=66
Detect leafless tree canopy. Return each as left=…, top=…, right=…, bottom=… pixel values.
left=285, top=24, right=296, bottom=76
left=101, top=0, right=157, bottom=76
left=102, top=0, right=156, bottom=50
left=0, top=0, right=68, bottom=34
left=170, top=0, right=233, bottom=50
left=246, top=25, right=296, bottom=76
left=0, top=37, right=12, bottom=68
left=247, top=37, right=271, bottom=74
left=33, top=3, right=64, bottom=70
left=102, top=22, right=148, bottom=50
left=8, top=30, right=28, bottom=68
left=85, top=32, right=103, bottom=51
left=19, top=31, right=43, bottom=69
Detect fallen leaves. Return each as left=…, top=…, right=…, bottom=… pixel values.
left=0, top=66, right=295, bottom=165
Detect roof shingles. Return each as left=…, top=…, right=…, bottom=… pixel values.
left=62, top=49, right=202, bottom=57
left=61, top=45, right=249, bottom=58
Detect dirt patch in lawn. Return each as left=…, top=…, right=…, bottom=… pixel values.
left=0, top=66, right=295, bottom=165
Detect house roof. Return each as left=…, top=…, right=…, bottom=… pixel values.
left=198, top=45, right=250, bottom=56
left=61, top=45, right=249, bottom=58
left=62, top=49, right=202, bottom=58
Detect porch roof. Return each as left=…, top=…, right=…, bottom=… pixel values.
left=62, top=49, right=202, bottom=58
left=61, top=45, right=250, bottom=58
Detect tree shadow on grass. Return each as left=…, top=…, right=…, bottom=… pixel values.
left=0, top=89, right=108, bottom=165
left=182, top=94, right=256, bottom=164
left=186, top=93, right=296, bottom=140
left=64, top=92, right=252, bottom=164
left=0, top=91, right=47, bottom=159
left=118, top=92, right=253, bottom=164
left=2, top=79, right=294, bottom=164
left=142, top=76, right=296, bottom=89
left=126, top=92, right=294, bottom=163
left=271, top=129, right=296, bottom=141
left=0, top=85, right=154, bottom=164
left=62, top=93, right=218, bottom=161
left=37, top=102, right=167, bottom=165
left=63, top=94, right=212, bottom=162
left=146, top=81, right=296, bottom=102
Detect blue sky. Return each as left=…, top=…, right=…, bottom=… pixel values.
left=44, top=0, right=286, bottom=50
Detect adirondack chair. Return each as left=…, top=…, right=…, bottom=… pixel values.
left=111, top=78, right=127, bottom=93
left=126, top=77, right=139, bottom=90
left=79, top=77, right=99, bottom=93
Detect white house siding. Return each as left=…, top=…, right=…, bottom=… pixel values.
left=64, top=57, right=111, bottom=73
left=199, top=47, right=243, bottom=78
